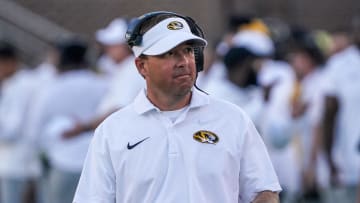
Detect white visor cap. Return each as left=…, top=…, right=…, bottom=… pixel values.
left=96, top=18, right=127, bottom=45
left=132, top=17, right=207, bottom=57
left=232, top=30, right=274, bottom=57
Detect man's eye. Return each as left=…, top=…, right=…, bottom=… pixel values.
left=185, top=47, right=194, bottom=53
left=158, top=51, right=173, bottom=58
left=165, top=51, right=174, bottom=56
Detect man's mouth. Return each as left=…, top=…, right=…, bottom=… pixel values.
left=174, top=73, right=191, bottom=79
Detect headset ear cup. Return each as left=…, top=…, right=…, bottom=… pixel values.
left=194, top=47, right=204, bottom=72
left=185, top=17, right=205, bottom=72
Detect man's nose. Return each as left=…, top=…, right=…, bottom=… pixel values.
left=176, top=53, right=189, bottom=67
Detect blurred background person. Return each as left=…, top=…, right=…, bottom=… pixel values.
left=95, top=18, right=133, bottom=77
left=227, top=18, right=299, bottom=202
left=286, top=33, right=328, bottom=202
left=26, top=38, right=108, bottom=203
left=231, top=18, right=294, bottom=106
left=61, top=17, right=145, bottom=139
left=196, top=15, right=254, bottom=91
left=196, top=14, right=262, bottom=93
left=0, top=41, right=42, bottom=203
left=322, top=27, right=360, bottom=203
left=206, top=47, right=263, bottom=125
left=95, top=17, right=145, bottom=115
left=31, top=44, right=58, bottom=87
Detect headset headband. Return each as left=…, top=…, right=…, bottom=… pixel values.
left=125, top=11, right=204, bottom=47
left=125, top=11, right=205, bottom=72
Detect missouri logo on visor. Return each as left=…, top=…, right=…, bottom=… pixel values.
left=167, top=21, right=184, bottom=30
left=193, top=130, right=219, bottom=144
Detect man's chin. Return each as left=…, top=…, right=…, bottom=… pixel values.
left=174, top=85, right=193, bottom=97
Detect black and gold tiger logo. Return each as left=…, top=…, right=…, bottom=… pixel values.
left=193, top=130, right=219, bottom=144
left=167, top=21, right=184, bottom=30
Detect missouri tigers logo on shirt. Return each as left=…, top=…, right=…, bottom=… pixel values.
left=193, top=130, right=219, bottom=144
left=167, top=21, right=184, bottom=30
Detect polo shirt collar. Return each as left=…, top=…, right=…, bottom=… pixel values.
left=134, top=88, right=210, bottom=115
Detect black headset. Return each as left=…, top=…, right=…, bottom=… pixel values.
left=125, top=11, right=206, bottom=72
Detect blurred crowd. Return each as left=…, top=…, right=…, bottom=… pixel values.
left=0, top=14, right=359, bottom=203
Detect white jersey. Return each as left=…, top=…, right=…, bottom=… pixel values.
left=26, top=69, right=108, bottom=172
left=206, top=77, right=264, bottom=126
left=294, top=68, right=330, bottom=188
left=0, top=69, right=43, bottom=178
left=97, top=56, right=145, bottom=114
left=257, top=60, right=301, bottom=193
left=97, top=55, right=118, bottom=76
left=74, top=88, right=281, bottom=203
left=323, top=46, right=360, bottom=185
left=257, top=60, right=293, bottom=87
left=196, top=60, right=227, bottom=90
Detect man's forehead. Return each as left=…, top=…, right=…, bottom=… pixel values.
left=168, top=41, right=195, bottom=51
left=139, top=40, right=196, bottom=59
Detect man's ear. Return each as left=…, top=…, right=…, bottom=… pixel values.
left=135, top=57, right=147, bottom=78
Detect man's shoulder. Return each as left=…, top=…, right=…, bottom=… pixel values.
left=206, top=95, right=249, bottom=118
left=96, top=104, right=138, bottom=137
left=104, top=104, right=137, bottom=123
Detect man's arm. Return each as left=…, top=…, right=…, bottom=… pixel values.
left=238, top=115, right=282, bottom=202
left=73, top=125, right=116, bottom=203
left=357, top=176, right=360, bottom=203
left=252, top=191, right=279, bottom=203
left=62, top=108, right=117, bottom=139
left=323, top=95, right=339, bottom=185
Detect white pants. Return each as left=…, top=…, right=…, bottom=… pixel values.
left=48, top=168, right=81, bottom=203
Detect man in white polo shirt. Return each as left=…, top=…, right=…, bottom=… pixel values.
left=73, top=11, right=281, bottom=203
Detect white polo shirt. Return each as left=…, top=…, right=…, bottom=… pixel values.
left=74, top=88, right=281, bottom=203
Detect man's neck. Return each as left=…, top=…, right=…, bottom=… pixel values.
left=113, top=53, right=131, bottom=64
left=146, top=90, right=192, bottom=111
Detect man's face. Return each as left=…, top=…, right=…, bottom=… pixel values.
left=105, top=44, right=130, bottom=63
left=136, top=42, right=197, bottom=98
left=330, top=33, right=351, bottom=55
left=288, top=51, right=315, bottom=79
left=0, top=58, right=18, bottom=81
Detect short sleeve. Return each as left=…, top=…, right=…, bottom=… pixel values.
left=322, top=60, right=343, bottom=97
left=238, top=117, right=282, bottom=203
left=73, top=125, right=116, bottom=203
